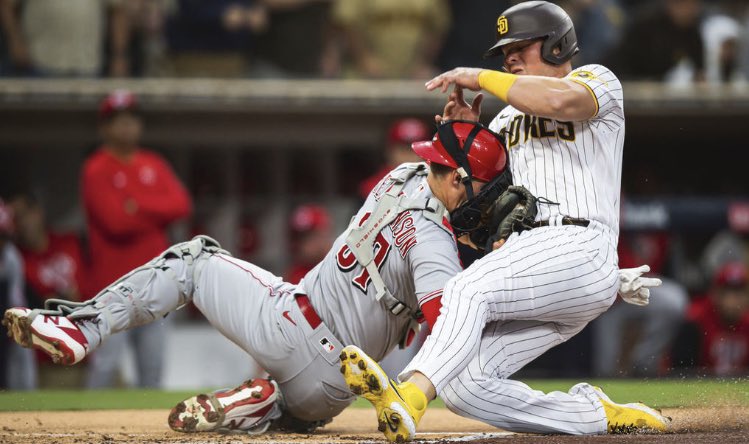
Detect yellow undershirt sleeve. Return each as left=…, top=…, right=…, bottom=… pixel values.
left=477, top=70, right=518, bottom=102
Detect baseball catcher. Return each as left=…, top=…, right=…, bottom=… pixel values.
left=3, top=120, right=512, bottom=435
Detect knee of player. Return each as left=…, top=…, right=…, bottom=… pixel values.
left=441, top=377, right=488, bottom=414
left=440, top=382, right=464, bottom=413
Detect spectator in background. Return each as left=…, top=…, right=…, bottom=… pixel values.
left=701, top=7, right=744, bottom=85
left=592, top=231, right=688, bottom=376
left=114, top=0, right=168, bottom=77
left=0, top=0, right=130, bottom=77
left=671, top=261, right=749, bottom=376
left=559, top=0, right=625, bottom=67
left=613, top=0, right=705, bottom=83
left=0, top=199, right=15, bottom=388
left=284, top=204, right=333, bottom=284
left=702, top=203, right=749, bottom=283
left=0, top=199, right=37, bottom=389
left=164, top=0, right=267, bottom=77
left=9, top=193, right=89, bottom=388
left=10, top=194, right=87, bottom=306
left=330, top=0, right=450, bottom=79
left=81, top=89, right=192, bottom=388
left=436, top=0, right=510, bottom=72
left=358, top=118, right=431, bottom=201
left=249, top=0, right=335, bottom=78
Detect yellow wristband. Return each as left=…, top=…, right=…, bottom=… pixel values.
left=478, top=70, right=517, bottom=102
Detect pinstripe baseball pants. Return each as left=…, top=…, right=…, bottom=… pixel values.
left=400, top=222, right=618, bottom=434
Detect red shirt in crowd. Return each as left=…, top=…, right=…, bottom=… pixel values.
left=81, top=148, right=192, bottom=294
left=687, top=297, right=749, bottom=376
left=358, top=166, right=393, bottom=201
left=20, top=232, right=87, bottom=301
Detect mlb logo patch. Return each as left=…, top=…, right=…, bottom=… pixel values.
left=319, top=337, right=336, bottom=353
left=116, top=283, right=134, bottom=296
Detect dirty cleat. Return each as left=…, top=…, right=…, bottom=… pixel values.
left=168, top=378, right=281, bottom=434
left=2, top=307, right=88, bottom=365
left=592, top=385, right=670, bottom=433
left=339, top=345, right=427, bottom=442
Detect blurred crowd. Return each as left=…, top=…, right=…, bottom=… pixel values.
left=0, top=0, right=748, bottom=84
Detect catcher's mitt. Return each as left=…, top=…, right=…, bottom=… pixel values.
left=484, top=185, right=538, bottom=250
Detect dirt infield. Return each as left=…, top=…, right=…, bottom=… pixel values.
left=1, top=407, right=747, bottom=443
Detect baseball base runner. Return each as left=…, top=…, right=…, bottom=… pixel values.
left=341, top=1, right=670, bottom=442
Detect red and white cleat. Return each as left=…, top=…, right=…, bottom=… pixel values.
left=168, top=378, right=281, bottom=434
left=2, top=307, right=89, bottom=365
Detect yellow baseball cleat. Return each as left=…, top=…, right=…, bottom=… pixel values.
left=339, top=345, right=427, bottom=442
left=593, top=386, right=670, bottom=433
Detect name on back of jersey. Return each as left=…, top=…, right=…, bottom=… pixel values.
left=335, top=210, right=418, bottom=294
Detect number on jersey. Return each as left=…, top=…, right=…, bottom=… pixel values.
left=336, top=212, right=392, bottom=294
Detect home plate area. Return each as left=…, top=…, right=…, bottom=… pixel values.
left=1, top=407, right=748, bottom=443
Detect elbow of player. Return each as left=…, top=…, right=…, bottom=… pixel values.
left=546, top=91, right=586, bottom=121
left=547, top=96, right=566, bottom=115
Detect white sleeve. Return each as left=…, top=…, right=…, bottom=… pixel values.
left=568, top=64, right=624, bottom=129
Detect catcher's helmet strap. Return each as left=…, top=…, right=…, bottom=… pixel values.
left=437, top=121, right=483, bottom=199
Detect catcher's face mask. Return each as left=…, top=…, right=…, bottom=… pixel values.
left=450, top=170, right=513, bottom=248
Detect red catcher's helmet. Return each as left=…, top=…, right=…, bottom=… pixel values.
left=411, top=120, right=508, bottom=182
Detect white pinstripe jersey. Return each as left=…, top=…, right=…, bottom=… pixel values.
left=488, top=64, right=625, bottom=237
left=301, top=163, right=463, bottom=361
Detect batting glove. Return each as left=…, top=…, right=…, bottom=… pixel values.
left=618, top=265, right=662, bottom=306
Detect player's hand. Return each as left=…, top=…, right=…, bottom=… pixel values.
left=457, top=234, right=480, bottom=250
left=491, top=238, right=506, bottom=251
left=618, top=265, right=662, bottom=306
left=435, top=85, right=483, bottom=124
left=426, top=67, right=483, bottom=93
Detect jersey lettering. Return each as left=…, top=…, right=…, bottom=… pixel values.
left=390, top=211, right=418, bottom=258
left=501, top=113, right=576, bottom=148
left=336, top=241, right=358, bottom=271
left=523, top=115, right=539, bottom=142
left=336, top=212, right=392, bottom=294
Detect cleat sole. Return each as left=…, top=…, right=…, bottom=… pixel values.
left=340, top=345, right=418, bottom=442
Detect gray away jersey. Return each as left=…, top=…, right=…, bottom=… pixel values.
left=489, top=64, right=625, bottom=237
left=300, top=163, right=463, bottom=361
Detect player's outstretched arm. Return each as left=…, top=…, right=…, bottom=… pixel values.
left=426, top=68, right=596, bottom=122
left=426, top=67, right=483, bottom=93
